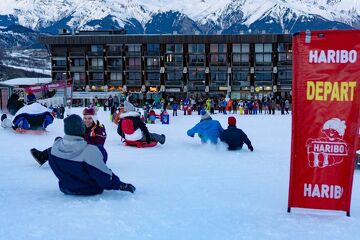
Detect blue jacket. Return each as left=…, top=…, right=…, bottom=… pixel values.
left=48, top=135, right=126, bottom=195
left=187, top=118, right=224, bottom=144
left=220, top=126, right=252, bottom=150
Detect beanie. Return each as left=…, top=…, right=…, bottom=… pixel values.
left=83, top=107, right=97, bottom=122
left=200, top=110, right=211, bottom=120
left=64, top=114, right=85, bottom=137
left=228, top=116, right=236, bottom=126
left=124, top=101, right=135, bottom=112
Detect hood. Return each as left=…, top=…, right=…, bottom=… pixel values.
left=120, top=111, right=141, bottom=119
left=51, top=135, right=88, bottom=159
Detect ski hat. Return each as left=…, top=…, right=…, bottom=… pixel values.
left=64, top=114, right=85, bottom=137
left=228, top=116, right=236, bottom=126
left=83, top=107, right=97, bottom=122
left=124, top=101, right=135, bottom=112
left=200, top=110, right=211, bottom=120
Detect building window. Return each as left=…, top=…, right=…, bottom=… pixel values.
left=54, top=60, right=66, bottom=66
left=110, top=72, right=122, bottom=81
left=233, top=44, right=249, bottom=66
left=54, top=72, right=67, bottom=80
left=146, top=57, right=160, bottom=67
left=233, top=44, right=249, bottom=53
left=91, top=73, right=104, bottom=81
left=91, top=45, right=103, bottom=53
left=166, top=44, right=183, bottom=53
left=127, top=44, right=141, bottom=52
left=72, top=58, right=85, bottom=66
left=211, top=72, right=227, bottom=82
left=128, top=57, right=141, bottom=68
left=147, top=44, right=160, bottom=56
left=91, top=58, right=103, bottom=67
left=167, top=71, right=183, bottom=82
left=108, top=58, right=122, bottom=67
left=233, top=71, right=248, bottom=82
left=189, top=69, right=205, bottom=81
left=128, top=72, right=141, bottom=81
left=278, top=68, right=292, bottom=85
left=189, top=44, right=205, bottom=53
left=147, top=72, right=160, bottom=81
left=255, top=67, right=272, bottom=85
left=108, top=45, right=123, bottom=53
left=278, top=43, right=292, bottom=65
left=255, top=43, right=272, bottom=66
left=73, top=73, right=85, bottom=83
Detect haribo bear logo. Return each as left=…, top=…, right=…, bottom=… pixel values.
left=306, top=118, right=348, bottom=168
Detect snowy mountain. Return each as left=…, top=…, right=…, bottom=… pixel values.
left=0, top=0, right=359, bottom=48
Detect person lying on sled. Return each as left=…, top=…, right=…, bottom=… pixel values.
left=1, top=102, right=54, bottom=132
left=117, top=101, right=165, bottom=145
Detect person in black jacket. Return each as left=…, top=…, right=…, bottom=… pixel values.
left=117, top=101, right=165, bottom=144
left=7, top=93, right=24, bottom=115
left=220, top=116, right=254, bottom=151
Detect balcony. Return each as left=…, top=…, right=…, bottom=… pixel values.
left=69, top=52, right=85, bottom=57
left=108, top=80, right=122, bottom=86
left=73, top=80, right=86, bottom=86
left=107, top=66, right=122, bottom=71
left=88, top=66, right=104, bottom=72
left=126, top=51, right=141, bottom=57
left=70, top=66, right=85, bottom=72
left=107, top=51, right=123, bottom=57
left=52, top=66, right=67, bottom=71
left=88, top=80, right=104, bottom=86
left=165, top=81, right=182, bottom=87
left=125, top=65, right=142, bottom=71
left=87, top=51, right=103, bottom=57
left=126, top=80, right=142, bottom=86
left=145, top=80, right=161, bottom=86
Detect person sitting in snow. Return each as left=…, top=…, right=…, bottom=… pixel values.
left=30, top=107, right=107, bottom=166
left=82, top=107, right=107, bottom=145
left=117, top=101, right=166, bottom=145
left=187, top=110, right=224, bottom=144
left=1, top=102, right=54, bottom=132
left=6, top=93, right=24, bottom=115
left=220, top=116, right=254, bottom=151
left=46, top=114, right=136, bottom=195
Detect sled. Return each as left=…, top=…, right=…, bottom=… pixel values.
left=125, top=140, right=158, bottom=148
left=15, top=128, right=47, bottom=135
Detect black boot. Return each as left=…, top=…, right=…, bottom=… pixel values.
left=159, top=134, right=166, bottom=145
left=30, top=148, right=48, bottom=166
left=1, top=114, right=7, bottom=122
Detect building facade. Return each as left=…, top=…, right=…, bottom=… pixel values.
left=39, top=31, right=292, bottom=100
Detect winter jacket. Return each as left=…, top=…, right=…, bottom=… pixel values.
left=187, top=118, right=224, bottom=144
left=84, top=121, right=107, bottom=146
left=117, top=111, right=151, bottom=142
left=220, top=126, right=252, bottom=150
left=12, top=103, right=54, bottom=130
left=7, top=93, right=24, bottom=115
left=48, top=135, right=127, bottom=195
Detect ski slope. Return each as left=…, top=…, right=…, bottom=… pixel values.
left=0, top=108, right=359, bottom=240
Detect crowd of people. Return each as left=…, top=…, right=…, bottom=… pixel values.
left=0, top=92, right=281, bottom=198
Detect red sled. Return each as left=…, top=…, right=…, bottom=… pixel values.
left=15, top=128, right=47, bottom=135
left=125, top=140, right=158, bottom=148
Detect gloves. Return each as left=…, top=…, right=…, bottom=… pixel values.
left=248, top=145, right=254, bottom=152
left=120, top=183, right=136, bottom=193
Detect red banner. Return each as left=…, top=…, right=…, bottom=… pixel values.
left=288, top=30, right=360, bottom=215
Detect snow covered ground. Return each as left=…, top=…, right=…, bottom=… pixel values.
left=0, top=108, right=359, bottom=240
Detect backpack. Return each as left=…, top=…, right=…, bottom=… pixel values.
left=121, top=118, right=135, bottom=135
